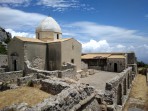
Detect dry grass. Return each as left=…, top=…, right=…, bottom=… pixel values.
left=123, top=74, right=148, bottom=111
left=0, top=86, right=50, bottom=109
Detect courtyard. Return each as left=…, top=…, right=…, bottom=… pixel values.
left=79, top=70, right=119, bottom=92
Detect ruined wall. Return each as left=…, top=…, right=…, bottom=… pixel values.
left=0, top=55, right=8, bottom=68
left=2, top=79, right=102, bottom=111
left=104, top=67, right=134, bottom=111
left=81, top=61, right=88, bottom=71
left=17, top=74, right=37, bottom=86
left=0, top=70, right=23, bottom=83
left=24, top=60, right=77, bottom=79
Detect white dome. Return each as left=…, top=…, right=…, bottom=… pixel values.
left=36, top=17, right=62, bottom=33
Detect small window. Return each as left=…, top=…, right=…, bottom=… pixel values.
left=71, top=59, right=74, bottom=63
left=57, top=34, right=59, bottom=39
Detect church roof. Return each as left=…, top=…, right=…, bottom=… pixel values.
left=15, top=36, right=45, bottom=43
left=36, top=16, right=62, bottom=33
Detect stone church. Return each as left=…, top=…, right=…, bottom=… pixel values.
left=8, top=17, right=82, bottom=72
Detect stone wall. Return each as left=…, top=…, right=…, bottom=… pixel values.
left=104, top=67, right=134, bottom=111
left=17, top=74, right=37, bottom=86
left=40, top=79, right=69, bottom=95
left=81, top=61, right=88, bottom=70
left=0, top=55, right=8, bottom=68
left=0, top=70, right=23, bottom=83
left=24, top=60, right=77, bottom=79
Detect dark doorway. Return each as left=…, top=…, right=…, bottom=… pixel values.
left=14, top=60, right=17, bottom=71
left=117, top=84, right=122, bottom=105
left=114, top=63, right=117, bottom=72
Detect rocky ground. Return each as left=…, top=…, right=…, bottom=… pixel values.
left=123, top=74, right=148, bottom=111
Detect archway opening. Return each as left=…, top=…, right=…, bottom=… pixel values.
left=117, top=84, right=122, bottom=105
left=127, top=74, right=130, bottom=89
left=114, top=63, right=117, bottom=72
left=123, top=78, right=127, bottom=95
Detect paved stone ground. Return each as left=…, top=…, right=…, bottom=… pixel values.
left=78, top=70, right=119, bottom=92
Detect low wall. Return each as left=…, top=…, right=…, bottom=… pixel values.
left=17, top=74, right=37, bottom=86
left=40, top=79, right=69, bottom=95
left=0, top=68, right=5, bottom=73
left=24, top=60, right=77, bottom=79
left=0, top=70, right=23, bottom=83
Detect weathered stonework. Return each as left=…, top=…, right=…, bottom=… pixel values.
left=0, top=70, right=23, bottom=83
left=104, top=67, right=135, bottom=111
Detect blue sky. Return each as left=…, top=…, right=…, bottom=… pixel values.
left=0, top=0, right=148, bottom=63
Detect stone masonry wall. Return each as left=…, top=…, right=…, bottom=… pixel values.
left=40, top=79, right=70, bottom=95
left=17, top=74, right=37, bottom=86
left=0, top=70, right=23, bottom=83
left=24, top=60, right=77, bottom=79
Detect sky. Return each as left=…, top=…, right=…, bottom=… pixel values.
left=0, top=0, right=148, bottom=63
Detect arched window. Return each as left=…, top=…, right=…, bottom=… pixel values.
left=57, top=34, right=59, bottom=39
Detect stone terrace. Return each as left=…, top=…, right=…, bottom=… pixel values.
left=78, top=70, right=119, bottom=92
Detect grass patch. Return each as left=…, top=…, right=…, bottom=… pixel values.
left=0, top=86, right=51, bottom=109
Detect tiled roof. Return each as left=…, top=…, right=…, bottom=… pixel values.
left=108, top=55, right=126, bottom=59
left=82, top=53, right=126, bottom=59
left=81, top=53, right=111, bottom=59
left=48, top=38, right=72, bottom=43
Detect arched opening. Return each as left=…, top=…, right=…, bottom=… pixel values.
left=123, top=78, right=127, bottom=95
left=114, top=63, right=118, bottom=72
left=13, top=60, right=17, bottom=71
left=117, top=84, right=122, bottom=105
left=127, top=74, right=130, bottom=89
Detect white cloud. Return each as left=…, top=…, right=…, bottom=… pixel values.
left=6, top=28, right=35, bottom=38
left=63, top=21, right=148, bottom=45
left=0, top=0, right=30, bottom=7
left=82, top=40, right=112, bottom=52
left=37, top=0, right=94, bottom=11
left=0, top=7, right=46, bottom=32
